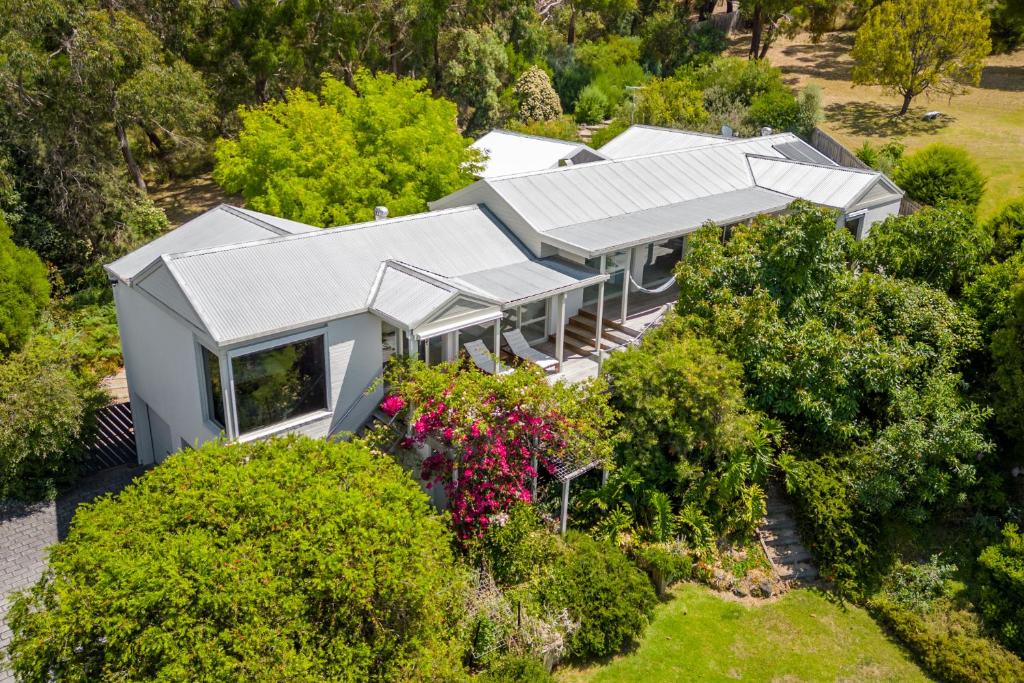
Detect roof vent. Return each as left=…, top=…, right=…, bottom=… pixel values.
left=760, top=127, right=773, bottom=137
left=721, top=124, right=734, bottom=138
left=374, top=206, right=389, bottom=220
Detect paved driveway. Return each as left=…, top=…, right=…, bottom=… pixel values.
left=0, top=465, right=145, bottom=682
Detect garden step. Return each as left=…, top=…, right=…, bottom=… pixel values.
left=762, top=517, right=797, bottom=532
left=775, top=549, right=814, bottom=565
left=764, top=530, right=802, bottom=547
left=778, top=562, right=818, bottom=581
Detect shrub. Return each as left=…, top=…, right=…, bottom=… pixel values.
left=478, top=653, right=553, bottom=682
left=856, top=205, right=994, bottom=295
left=7, top=436, right=468, bottom=681
left=588, top=118, right=629, bottom=148
left=632, top=76, right=708, bottom=129
left=0, top=339, right=107, bottom=500
left=856, top=140, right=906, bottom=177
left=537, top=533, right=656, bottom=659
left=991, top=272, right=1024, bottom=452
left=880, top=555, right=958, bottom=613
left=977, top=524, right=1024, bottom=656
left=573, top=84, right=608, bottom=124
left=893, top=144, right=987, bottom=209
left=505, top=115, right=580, bottom=142
left=515, top=66, right=563, bottom=123
left=987, top=198, right=1024, bottom=262
left=745, top=89, right=800, bottom=133
left=870, top=596, right=1024, bottom=683
left=633, top=542, right=693, bottom=596
left=0, top=216, right=50, bottom=356
left=480, top=504, right=561, bottom=587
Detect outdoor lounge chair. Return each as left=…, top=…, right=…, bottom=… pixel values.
left=503, top=329, right=559, bottom=372
left=464, top=339, right=512, bottom=375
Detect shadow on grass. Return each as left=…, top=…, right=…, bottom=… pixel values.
left=777, top=33, right=855, bottom=82
left=825, top=101, right=955, bottom=139
left=980, top=65, right=1024, bottom=92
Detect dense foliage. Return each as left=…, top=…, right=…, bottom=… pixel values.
left=7, top=437, right=467, bottom=681
left=893, top=144, right=988, bottom=209
left=383, top=358, right=617, bottom=540
left=215, top=71, right=479, bottom=226
left=852, top=0, right=992, bottom=114
left=977, top=524, right=1024, bottom=657
left=536, top=533, right=656, bottom=659
left=987, top=198, right=1024, bottom=262
left=673, top=202, right=991, bottom=588
left=0, top=217, right=50, bottom=355
left=0, top=337, right=107, bottom=500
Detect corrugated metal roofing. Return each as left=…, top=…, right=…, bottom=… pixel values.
left=455, top=258, right=605, bottom=304
left=369, top=265, right=455, bottom=328
left=747, top=155, right=879, bottom=209
left=598, top=125, right=733, bottom=158
left=105, top=205, right=316, bottom=282
left=772, top=141, right=837, bottom=166
left=471, top=129, right=604, bottom=178
left=543, top=187, right=795, bottom=256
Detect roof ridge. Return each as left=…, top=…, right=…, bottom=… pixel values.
left=745, top=153, right=880, bottom=175
left=217, top=204, right=296, bottom=236
left=161, top=205, right=488, bottom=262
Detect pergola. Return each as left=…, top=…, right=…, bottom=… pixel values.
left=532, top=453, right=608, bottom=535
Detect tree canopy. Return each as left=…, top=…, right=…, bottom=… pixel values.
left=7, top=436, right=467, bottom=681
left=852, top=0, right=992, bottom=115
left=0, top=216, right=50, bottom=356
left=214, top=71, right=481, bottom=226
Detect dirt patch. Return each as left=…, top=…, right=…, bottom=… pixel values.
left=150, top=173, right=241, bottom=227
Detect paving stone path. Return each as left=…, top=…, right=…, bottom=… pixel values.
left=0, top=465, right=145, bottom=682
left=759, top=484, right=819, bottom=585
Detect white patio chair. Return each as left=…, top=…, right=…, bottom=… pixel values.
left=463, top=339, right=512, bottom=375
left=503, top=329, right=559, bottom=372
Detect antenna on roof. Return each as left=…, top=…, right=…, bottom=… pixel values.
left=760, top=127, right=773, bottom=137
left=374, top=206, right=389, bottom=221
left=721, top=124, right=734, bottom=138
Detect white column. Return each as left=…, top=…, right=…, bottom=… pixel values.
left=620, top=248, right=632, bottom=323
left=531, top=454, right=538, bottom=500
left=560, top=479, right=571, bottom=534
left=492, top=319, right=502, bottom=373
left=396, top=329, right=404, bottom=356
left=555, top=292, right=567, bottom=366
left=423, top=338, right=429, bottom=364
left=596, top=254, right=607, bottom=371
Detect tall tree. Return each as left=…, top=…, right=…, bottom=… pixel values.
left=851, top=0, right=992, bottom=115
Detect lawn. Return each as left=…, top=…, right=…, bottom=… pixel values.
left=557, top=584, right=929, bottom=683
left=731, top=32, right=1024, bottom=219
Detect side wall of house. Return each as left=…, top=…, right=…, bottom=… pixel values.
left=114, top=283, right=221, bottom=465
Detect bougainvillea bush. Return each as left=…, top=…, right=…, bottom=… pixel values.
left=381, top=358, right=618, bottom=541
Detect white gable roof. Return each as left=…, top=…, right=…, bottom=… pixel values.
left=747, top=155, right=882, bottom=209
left=105, top=204, right=317, bottom=282
left=471, top=129, right=605, bottom=178
left=598, top=125, right=734, bottom=158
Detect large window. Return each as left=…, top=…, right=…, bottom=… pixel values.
left=201, top=346, right=225, bottom=428
left=231, top=336, right=328, bottom=434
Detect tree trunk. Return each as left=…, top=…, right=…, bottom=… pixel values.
left=145, top=129, right=166, bottom=157
left=255, top=76, right=268, bottom=103
left=749, top=5, right=763, bottom=59
left=115, top=120, right=146, bottom=192
left=759, top=30, right=773, bottom=59
left=568, top=8, right=576, bottom=46
left=899, top=92, right=913, bottom=116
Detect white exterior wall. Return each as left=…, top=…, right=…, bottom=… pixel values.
left=861, top=200, right=902, bottom=238
left=114, top=283, right=221, bottom=464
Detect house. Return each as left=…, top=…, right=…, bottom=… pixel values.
left=470, top=129, right=607, bottom=178
left=106, top=125, right=904, bottom=464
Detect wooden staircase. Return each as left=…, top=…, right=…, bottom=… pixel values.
left=554, top=309, right=638, bottom=357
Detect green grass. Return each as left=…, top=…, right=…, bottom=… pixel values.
left=558, top=584, right=930, bottom=683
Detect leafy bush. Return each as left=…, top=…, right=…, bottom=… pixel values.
left=745, top=88, right=800, bottom=134
left=640, top=14, right=726, bottom=75
left=870, top=595, right=1024, bottom=683
left=588, top=118, right=629, bottom=148
left=977, top=524, right=1024, bottom=656
left=986, top=198, right=1024, bottom=262
left=990, top=271, right=1024, bottom=453
left=214, top=70, right=479, bottom=226
left=0, top=338, right=107, bottom=500
left=479, top=504, right=561, bottom=587
left=573, top=84, right=608, bottom=124
left=477, top=653, right=553, bottom=682
left=505, top=115, right=580, bottom=142
left=538, top=533, right=656, bottom=659
left=515, top=65, right=563, bottom=122
left=893, top=144, right=987, bottom=209
left=0, top=216, right=50, bottom=356
left=856, top=140, right=906, bottom=177
left=7, top=436, right=468, bottom=680
left=633, top=542, right=693, bottom=596
left=880, top=555, right=958, bottom=613
left=632, top=76, right=708, bottom=129
left=856, top=205, right=994, bottom=295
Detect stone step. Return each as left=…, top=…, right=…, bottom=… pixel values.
left=774, top=548, right=814, bottom=565
left=762, top=517, right=797, bottom=533
left=764, top=530, right=802, bottom=547
left=778, top=563, right=818, bottom=581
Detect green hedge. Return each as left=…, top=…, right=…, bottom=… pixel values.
left=7, top=436, right=467, bottom=681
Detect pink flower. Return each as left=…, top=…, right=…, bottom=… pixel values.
left=379, top=394, right=406, bottom=417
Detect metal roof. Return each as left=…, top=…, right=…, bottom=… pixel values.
left=455, top=258, right=605, bottom=305
left=543, top=187, right=795, bottom=257
left=747, top=155, right=880, bottom=209
left=772, top=141, right=837, bottom=166
left=105, top=204, right=317, bottom=282
left=471, top=129, right=605, bottom=178
left=597, top=125, right=734, bottom=158
left=368, top=263, right=457, bottom=328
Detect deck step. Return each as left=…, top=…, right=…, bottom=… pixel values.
left=575, top=309, right=638, bottom=337
left=566, top=319, right=635, bottom=347
left=564, top=323, right=617, bottom=350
